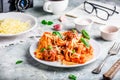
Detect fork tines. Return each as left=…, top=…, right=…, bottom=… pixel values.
left=109, top=42, right=120, bottom=54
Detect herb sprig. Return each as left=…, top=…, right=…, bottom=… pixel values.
left=16, top=60, right=23, bottom=64
left=81, top=29, right=90, bottom=40
left=52, top=31, right=62, bottom=39
left=41, top=20, right=53, bottom=25
left=68, top=74, right=77, bottom=80
left=80, top=29, right=90, bottom=47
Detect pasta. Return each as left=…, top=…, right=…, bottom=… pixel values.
left=34, top=30, right=94, bottom=65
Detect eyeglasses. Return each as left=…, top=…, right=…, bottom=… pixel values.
left=84, top=1, right=119, bottom=20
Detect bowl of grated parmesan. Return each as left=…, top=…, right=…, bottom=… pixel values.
left=0, top=12, right=37, bottom=37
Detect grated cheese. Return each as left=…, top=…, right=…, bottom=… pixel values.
left=0, top=18, right=29, bottom=34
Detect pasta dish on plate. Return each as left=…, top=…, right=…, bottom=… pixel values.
left=34, top=30, right=94, bottom=65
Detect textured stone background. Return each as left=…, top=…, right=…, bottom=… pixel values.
left=0, top=0, right=120, bottom=80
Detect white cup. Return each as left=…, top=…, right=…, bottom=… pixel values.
left=43, top=0, right=69, bottom=15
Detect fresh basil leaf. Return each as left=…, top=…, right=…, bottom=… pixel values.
left=71, top=29, right=77, bottom=33
left=40, top=48, right=46, bottom=52
left=47, top=21, right=53, bottom=25
left=80, top=37, right=90, bottom=47
left=81, top=29, right=90, bottom=40
left=16, top=60, right=23, bottom=64
left=52, top=31, right=62, bottom=39
left=72, top=49, right=76, bottom=54
left=41, top=20, right=47, bottom=25
left=68, top=74, right=77, bottom=80
left=41, top=20, right=53, bottom=26
left=48, top=45, right=52, bottom=50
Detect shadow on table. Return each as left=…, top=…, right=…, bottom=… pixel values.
left=93, top=35, right=111, bottom=42
left=94, top=36, right=103, bottom=41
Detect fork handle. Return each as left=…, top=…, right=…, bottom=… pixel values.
left=103, top=59, right=120, bottom=80
left=92, top=54, right=110, bottom=74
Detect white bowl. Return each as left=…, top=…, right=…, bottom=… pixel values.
left=0, top=12, right=37, bottom=37
left=74, top=18, right=93, bottom=32
left=100, top=25, right=119, bottom=40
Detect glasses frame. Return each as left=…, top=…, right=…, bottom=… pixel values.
left=84, top=1, right=119, bottom=21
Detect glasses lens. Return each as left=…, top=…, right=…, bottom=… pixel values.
left=84, top=3, right=94, bottom=13
left=100, top=6, right=115, bottom=16
left=96, top=8, right=109, bottom=20
left=108, top=6, right=116, bottom=16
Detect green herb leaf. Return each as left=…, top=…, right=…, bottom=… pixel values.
left=47, top=21, right=53, bottom=25
left=40, top=48, right=46, bottom=52
left=80, top=37, right=90, bottom=47
left=72, top=49, right=76, bottom=54
left=16, top=60, right=23, bottom=64
left=48, top=45, right=52, bottom=50
left=52, top=31, right=62, bottom=39
left=68, top=74, right=77, bottom=80
left=71, top=29, right=77, bottom=33
left=81, top=29, right=90, bottom=40
left=41, top=20, right=53, bottom=26
left=41, top=20, right=47, bottom=25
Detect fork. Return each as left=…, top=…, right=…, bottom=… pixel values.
left=92, top=42, right=120, bottom=74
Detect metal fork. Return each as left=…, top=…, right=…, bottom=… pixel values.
left=92, top=42, right=120, bottom=74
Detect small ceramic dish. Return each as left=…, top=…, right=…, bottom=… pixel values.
left=100, top=25, right=119, bottom=40
left=74, top=18, right=93, bottom=32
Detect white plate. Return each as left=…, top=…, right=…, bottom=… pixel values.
left=0, top=12, right=37, bottom=37
left=29, top=39, right=101, bottom=68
